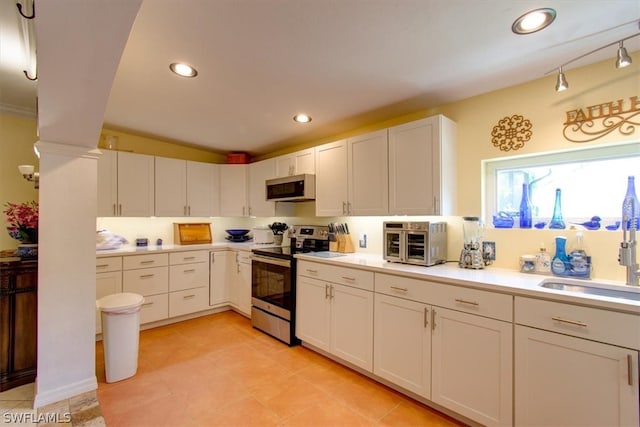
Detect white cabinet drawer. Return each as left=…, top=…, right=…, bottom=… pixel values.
left=140, top=294, right=169, bottom=324
left=96, top=256, right=122, bottom=273
left=169, top=263, right=208, bottom=292
left=169, top=250, right=208, bottom=265
left=298, top=260, right=373, bottom=291
left=375, top=273, right=439, bottom=304
left=169, top=287, right=210, bottom=318
left=236, top=250, right=251, bottom=264
left=123, top=253, right=169, bottom=270
left=515, top=296, right=640, bottom=350
left=123, top=266, right=169, bottom=296
left=431, top=284, right=513, bottom=322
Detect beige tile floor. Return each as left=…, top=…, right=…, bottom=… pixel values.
left=96, top=311, right=466, bottom=426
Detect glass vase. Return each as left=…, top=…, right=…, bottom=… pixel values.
left=519, top=183, right=532, bottom=228
left=549, top=188, right=565, bottom=229
left=622, top=175, right=639, bottom=231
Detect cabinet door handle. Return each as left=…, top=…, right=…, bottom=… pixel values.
left=424, top=307, right=429, bottom=328
left=211, top=253, right=215, bottom=263
left=347, top=201, right=352, bottom=215
left=188, top=206, right=191, bottom=216
left=242, top=206, right=246, bottom=216
left=455, top=298, right=479, bottom=306
left=183, top=256, right=196, bottom=261
left=628, top=355, right=634, bottom=386
left=431, top=308, right=436, bottom=331
left=140, top=274, right=155, bottom=279
left=112, top=204, right=116, bottom=216
left=341, top=276, right=355, bottom=282
left=325, top=284, right=330, bottom=299
left=142, top=302, right=154, bottom=307
left=96, top=264, right=109, bottom=269
left=183, top=269, right=196, bottom=273
left=330, top=284, right=335, bottom=299
left=390, top=286, right=408, bottom=292
left=118, top=204, right=122, bottom=216
left=342, top=201, right=346, bottom=215
left=183, top=294, right=196, bottom=300
left=141, top=260, right=155, bottom=265
left=184, top=206, right=187, bottom=216
left=551, top=316, right=588, bottom=327
left=306, top=269, right=318, bottom=274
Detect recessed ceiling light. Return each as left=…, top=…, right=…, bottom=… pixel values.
left=293, top=113, right=312, bottom=123
left=169, top=62, right=198, bottom=78
left=512, top=8, right=556, bottom=35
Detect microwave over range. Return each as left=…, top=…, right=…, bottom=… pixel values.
left=266, top=174, right=315, bottom=202
left=383, top=221, right=447, bottom=266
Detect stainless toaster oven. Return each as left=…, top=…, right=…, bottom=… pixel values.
left=383, top=221, right=447, bottom=266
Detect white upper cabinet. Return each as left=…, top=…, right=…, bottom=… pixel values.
left=219, top=164, right=248, bottom=217
left=347, top=129, right=388, bottom=215
left=154, top=157, right=187, bottom=217
left=275, top=147, right=315, bottom=177
left=315, top=140, right=349, bottom=216
left=248, top=158, right=276, bottom=217
left=155, top=157, right=219, bottom=217
left=98, top=150, right=155, bottom=217
left=186, top=161, right=219, bottom=217
left=388, top=115, right=457, bottom=215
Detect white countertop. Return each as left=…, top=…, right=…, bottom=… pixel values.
left=295, top=252, right=640, bottom=314
left=96, top=241, right=276, bottom=256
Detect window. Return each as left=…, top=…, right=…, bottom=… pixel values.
left=484, top=142, right=640, bottom=227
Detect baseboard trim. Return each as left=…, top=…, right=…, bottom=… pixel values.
left=33, top=376, right=97, bottom=409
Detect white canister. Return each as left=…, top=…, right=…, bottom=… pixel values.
left=519, top=255, right=537, bottom=273
left=252, top=227, right=274, bottom=244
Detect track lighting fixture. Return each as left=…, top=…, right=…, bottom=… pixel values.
left=555, top=67, right=568, bottom=92
left=546, top=21, right=638, bottom=92
left=615, top=41, right=632, bottom=68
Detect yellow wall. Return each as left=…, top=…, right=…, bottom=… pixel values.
left=98, top=128, right=227, bottom=163
left=0, top=114, right=39, bottom=249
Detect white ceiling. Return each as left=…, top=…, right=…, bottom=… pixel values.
left=1, top=0, right=639, bottom=156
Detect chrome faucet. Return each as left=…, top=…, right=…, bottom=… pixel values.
left=619, top=219, right=640, bottom=286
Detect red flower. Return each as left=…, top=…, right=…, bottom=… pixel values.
left=4, top=201, right=39, bottom=232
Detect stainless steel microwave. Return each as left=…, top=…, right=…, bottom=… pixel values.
left=266, top=174, right=315, bottom=202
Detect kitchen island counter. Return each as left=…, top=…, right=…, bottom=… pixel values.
left=295, top=252, right=640, bottom=314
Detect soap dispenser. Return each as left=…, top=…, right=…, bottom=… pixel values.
left=535, top=243, right=551, bottom=274
left=568, top=231, right=591, bottom=278
left=551, top=236, right=570, bottom=277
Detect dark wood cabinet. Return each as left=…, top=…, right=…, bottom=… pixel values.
left=0, top=257, right=37, bottom=391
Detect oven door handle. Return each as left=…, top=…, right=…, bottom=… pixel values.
left=250, top=255, right=292, bottom=268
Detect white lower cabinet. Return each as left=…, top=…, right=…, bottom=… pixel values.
left=431, top=307, right=512, bottom=426
left=209, top=250, right=231, bottom=306
left=95, top=257, right=122, bottom=335
left=374, top=293, right=431, bottom=397
left=229, top=250, right=251, bottom=317
left=139, top=294, right=169, bottom=324
left=515, top=297, right=639, bottom=427
left=374, top=272, right=513, bottom=426
left=168, top=251, right=209, bottom=317
left=296, top=262, right=374, bottom=371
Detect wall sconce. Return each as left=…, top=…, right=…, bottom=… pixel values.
left=18, top=165, right=39, bottom=189
left=546, top=21, right=639, bottom=92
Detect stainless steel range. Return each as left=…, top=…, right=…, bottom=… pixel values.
left=250, top=225, right=329, bottom=345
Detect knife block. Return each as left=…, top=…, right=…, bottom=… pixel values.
left=329, top=241, right=339, bottom=252
left=338, top=234, right=355, bottom=253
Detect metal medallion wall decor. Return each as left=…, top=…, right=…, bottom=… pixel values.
left=491, top=114, right=533, bottom=151
left=563, top=96, right=639, bottom=143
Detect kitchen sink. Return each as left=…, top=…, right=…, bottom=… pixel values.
left=539, top=278, right=640, bottom=301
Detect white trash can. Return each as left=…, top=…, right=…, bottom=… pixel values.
left=97, top=293, right=145, bottom=383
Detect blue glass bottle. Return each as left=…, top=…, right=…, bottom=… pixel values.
left=622, top=176, right=639, bottom=231
left=551, top=236, right=570, bottom=276
left=519, top=183, right=532, bottom=228
left=549, top=188, right=565, bottom=229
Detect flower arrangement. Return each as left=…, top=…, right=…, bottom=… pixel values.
left=268, top=222, right=289, bottom=235
left=4, top=201, right=39, bottom=243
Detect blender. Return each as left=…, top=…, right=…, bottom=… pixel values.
left=459, top=216, right=485, bottom=269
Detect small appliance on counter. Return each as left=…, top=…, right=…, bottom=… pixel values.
left=225, top=229, right=251, bottom=242
left=459, top=216, right=485, bottom=269
left=252, top=227, right=274, bottom=244
left=383, top=221, right=447, bottom=266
